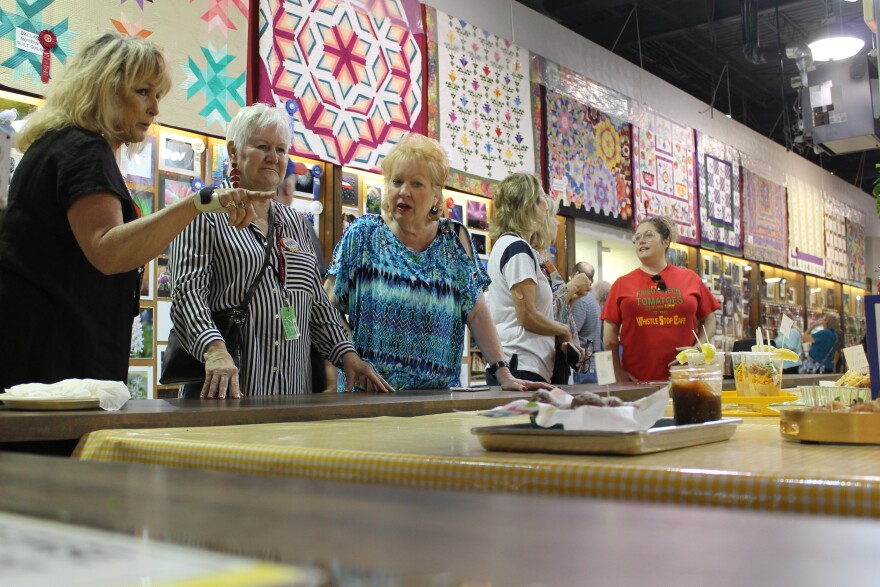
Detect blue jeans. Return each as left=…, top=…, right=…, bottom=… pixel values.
left=574, top=370, right=597, bottom=384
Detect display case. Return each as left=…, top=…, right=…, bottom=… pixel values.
left=698, top=251, right=751, bottom=352
left=805, top=275, right=842, bottom=333
left=756, top=265, right=804, bottom=343
left=842, top=284, right=868, bottom=348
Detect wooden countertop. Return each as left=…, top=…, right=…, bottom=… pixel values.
left=4, top=451, right=880, bottom=586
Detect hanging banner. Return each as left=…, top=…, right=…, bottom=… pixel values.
left=786, top=174, right=825, bottom=276
left=545, top=88, right=632, bottom=228
left=824, top=195, right=848, bottom=283
left=426, top=5, right=541, bottom=197
left=632, top=111, right=699, bottom=245
left=0, top=0, right=249, bottom=135
left=741, top=167, right=787, bottom=267
left=256, top=0, right=424, bottom=171
left=695, top=131, right=742, bottom=256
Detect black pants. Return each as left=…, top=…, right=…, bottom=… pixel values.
left=485, top=353, right=548, bottom=385
left=783, top=365, right=800, bottom=375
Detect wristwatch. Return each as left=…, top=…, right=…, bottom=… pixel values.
left=485, top=360, right=509, bottom=377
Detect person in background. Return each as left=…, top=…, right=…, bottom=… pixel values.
left=571, top=262, right=600, bottom=383
left=171, top=103, right=390, bottom=398
left=0, top=32, right=272, bottom=391
left=602, top=215, right=720, bottom=382
left=487, top=173, right=584, bottom=384
left=803, top=315, right=840, bottom=374
left=773, top=314, right=802, bottom=374
left=529, top=197, right=591, bottom=384
left=592, top=280, right=611, bottom=351
left=325, top=134, right=547, bottom=392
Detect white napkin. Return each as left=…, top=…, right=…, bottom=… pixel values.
left=5, top=379, right=131, bottom=410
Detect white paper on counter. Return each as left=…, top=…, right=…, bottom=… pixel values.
left=480, top=387, right=669, bottom=432
left=5, top=379, right=131, bottom=410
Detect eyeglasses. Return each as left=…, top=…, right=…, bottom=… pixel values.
left=632, top=230, right=659, bottom=244
left=583, top=339, right=594, bottom=359
left=651, top=274, right=667, bottom=292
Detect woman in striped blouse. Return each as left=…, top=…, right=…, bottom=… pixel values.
left=170, top=104, right=392, bottom=398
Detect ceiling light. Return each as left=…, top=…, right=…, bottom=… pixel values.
left=765, top=277, right=782, bottom=283
left=808, top=36, right=864, bottom=62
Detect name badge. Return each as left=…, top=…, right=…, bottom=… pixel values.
left=281, top=237, right=300, bottom=252
left=280, top=306, right=299, bottom=340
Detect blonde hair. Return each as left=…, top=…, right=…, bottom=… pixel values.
left=636, top=215, right=678, bottom=250
left=17, top=32, right=171, bottom=152
left=379, top=133, right=449, bottom=215
left=489, top=172, right=545, bottom=240
left=529, top=194, right=560, bottom=252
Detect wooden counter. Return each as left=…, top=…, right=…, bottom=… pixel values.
left=3, top=452, right=880, bottom=586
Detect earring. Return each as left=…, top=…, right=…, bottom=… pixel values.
left=229, top=161, right=241, bottom=188
left=430, top=205, right=438, bottom=216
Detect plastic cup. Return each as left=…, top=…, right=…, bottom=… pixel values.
left=744, top=352, right=784, bottom=397
left=669, top=363, right=723, bottom=425
left=730, top=352, right=751, bottom=396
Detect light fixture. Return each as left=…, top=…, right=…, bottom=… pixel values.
left=765, top=277, right=782, bottom=284
left=808, top=36, right=864, bottom=62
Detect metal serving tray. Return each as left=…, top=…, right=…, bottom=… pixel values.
left=779, top=408, right=880, bottom=444
left=471, top=417, right=741, bottom=456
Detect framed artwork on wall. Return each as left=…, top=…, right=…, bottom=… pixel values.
left=121, top=134, right=157, bottom=185
left=127, top=365, right=154, bottom=400
left=363, top=178, right=383, bottom=215
left=130, top=307, right=155, bottom=359
left=158, top=130, right=203, bottom=177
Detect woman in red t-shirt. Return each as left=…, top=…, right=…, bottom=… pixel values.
left=601, top=216, right=720, bottom=382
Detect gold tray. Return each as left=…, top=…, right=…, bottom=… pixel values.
left=779, top=408, right=880, bottom=444
left=471, top=417, right=742, bottom=456
left=0, top=394, right=100, bottom=411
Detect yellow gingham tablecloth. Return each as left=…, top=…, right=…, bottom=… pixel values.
left=74, top=412, right=880, bottom=517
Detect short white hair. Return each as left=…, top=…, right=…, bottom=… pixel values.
left=226, top=103, right=291, bottom=151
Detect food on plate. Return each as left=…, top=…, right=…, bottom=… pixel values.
left=529, top=390, right=565, bottom=407
left=807, top=397, right=880, bottom=413
left=529, top=390, right=626, bottom=409
left=746, top=358, right=782, bottom=396
left=835, top=370, right=870, bottom=388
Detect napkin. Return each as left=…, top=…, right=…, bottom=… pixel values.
left=5, top=379, right=131, bottom=410
left=480, top=387, right=669, bottom=432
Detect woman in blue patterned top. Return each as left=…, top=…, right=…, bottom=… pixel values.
left=325, top=134, right=550, bottom=392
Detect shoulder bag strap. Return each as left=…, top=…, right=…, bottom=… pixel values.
left=237, top=204, right=275, bottom=311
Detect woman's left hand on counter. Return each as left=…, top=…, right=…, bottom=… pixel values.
left=340, top=352, right=396, bottom=393
left=496, top=368, right=553, bottom=392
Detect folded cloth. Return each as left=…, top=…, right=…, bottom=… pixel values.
left=5, top=379, right=131, bottom=411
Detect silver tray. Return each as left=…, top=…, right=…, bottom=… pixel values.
left=471, top=417, right=742, bottom=456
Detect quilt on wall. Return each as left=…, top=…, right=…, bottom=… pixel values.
left=785, top=174, right=825, bottom=276
left=823, top=195, right=847, bottom=283
left=545, top=89, right=632, bottom=228
left=845, top=208, right=866, bottom=287
left=426, top=6, right=540, bottom=197
left=257, top=0, right=424, bottom=170
left=695, top=132, right=741, bottom=256
left=632, top=112, right=698, bottom=245
left=0, top=0, right=249, bottom=135
left=741, top=167, right=787, bottom=267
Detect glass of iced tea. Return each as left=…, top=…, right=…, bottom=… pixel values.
left=669, top=363, right=723, bottom=425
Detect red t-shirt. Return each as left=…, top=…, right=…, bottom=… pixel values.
left=601, top=266, right=720, bottom=382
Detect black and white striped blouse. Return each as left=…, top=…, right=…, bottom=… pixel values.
left=169, top=198, right=354, bottom=395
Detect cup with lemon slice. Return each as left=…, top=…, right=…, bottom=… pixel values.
left=742, top=347, right=794, bottom=396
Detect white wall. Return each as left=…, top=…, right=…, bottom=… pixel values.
left=429, top=0, right=880, bottom=283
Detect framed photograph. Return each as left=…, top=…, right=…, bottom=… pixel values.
left=131, top=188, right=156, bottom=219
left=156, top=257, right=171, bottom=299
left=158, top=130, right=203, bottom=177
left=734, top=313, right=743, bottom=338
left=702, top=258, right=710, bottom=277
left=723, top=261, right=732, bottom=277
left=293, top=167, right=315, bottom=199
left=764, top=282, right=775, bottom=300
left=449, top=202, right=463, bottom=223
left=130, top=306, right=155, bottom=359
left=156, top=300, right=173, bottom=342
left=710, top=255, right=721, bottom=276
left=159, top=172, right=194, bottom=210
left=363, top=178, right=383, bottom=215
left=127, top=365, right=154, bottom=400
left=140, top=259, right=154, bottom=300
left=787, top=287, right=796, bottom=305
left=121, top=134, right=156, bottom=185
left=471, top=232, right=487, bottom=256
left=341, top=172, right=359, bottom=207
left=731, top=263, right=741, bottom=284
left=467, top=200, right=488, bottom=230
left=208, top=138, right=230, bottom=185
left=711, top=276, right=721, bottom=295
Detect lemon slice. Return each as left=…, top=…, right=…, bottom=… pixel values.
left=771, top=348, right=799, bottom=362
left=751, top=344, right=775, bottom=352
left=676, top=349, right=702, bottom=364
left=701, top=343, right=717, bottom=363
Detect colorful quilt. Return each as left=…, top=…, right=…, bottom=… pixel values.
left=696, top=131, right=742, bottom=256
left=845, top=208, right=866, bottom=287
left=632, top=112, right=699, bottom=245
left=426, top=6, right=540, bottom=196
left=785, top=174, right=825, bottom=276
left=545, top=89, right=632, bottom=228
left=0, top=0, right=249, bottom=135
left=823, top=195, right=847, bottom=283
left=257, top=0, right=424, bottom=170
left=741, top=167, right=787, bottom=266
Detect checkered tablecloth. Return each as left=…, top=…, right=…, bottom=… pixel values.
left=75, top=413, right=880, bottom=517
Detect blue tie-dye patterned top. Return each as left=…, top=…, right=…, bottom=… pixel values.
left=328, top=215, right=490, bottom=390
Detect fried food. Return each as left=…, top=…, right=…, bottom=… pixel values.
left=835, top=370, right=870, bottom=388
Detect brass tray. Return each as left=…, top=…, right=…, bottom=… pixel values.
left=471, top=417, right=741, bottom=456
left=779, top=408, right=880, bottom=444
left=0, top=394, right=100, bottom=411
